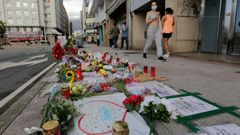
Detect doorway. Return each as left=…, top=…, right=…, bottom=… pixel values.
left=231, top=0, right=240, bottom=55
left=200, top=0, right=236, bottom=54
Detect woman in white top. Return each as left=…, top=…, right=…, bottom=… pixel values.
left=143, top=1, right=166, bottom=62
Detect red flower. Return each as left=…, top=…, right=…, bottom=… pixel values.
left=99, top=83, right=110, bottom=90
left=52, top=41, right=64, bottom=60
left=123, top=98, right=132, bottom=105
left=124, top=78, right=134, bottom=84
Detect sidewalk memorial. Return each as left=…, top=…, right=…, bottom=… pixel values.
left=33, top=36, right=240, bottom=135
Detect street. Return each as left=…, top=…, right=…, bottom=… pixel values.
left=0, top=46, right=55, bottom=100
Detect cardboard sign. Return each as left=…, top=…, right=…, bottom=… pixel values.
left=167, top=96, right=218, bottom=117
left=68, top=93, right=150, bottom=135
left=126, top=81, right=179, bottom=97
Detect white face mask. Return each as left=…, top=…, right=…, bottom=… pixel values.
left=151, top=5, right=157, bottom=10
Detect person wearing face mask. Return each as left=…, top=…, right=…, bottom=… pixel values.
left=143, top=1, right=166, bottom=62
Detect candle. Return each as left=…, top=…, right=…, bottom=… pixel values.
left=77, top=68, right=82, bottom=80
left=116, top=58, right=120, bottom=63
left=151, top=67, right=155, bottom=78
left=143, top=66, right=148, bottom=74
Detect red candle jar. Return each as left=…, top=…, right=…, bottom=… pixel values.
left=151, top=67, right=155, bottom=78
left=77, top=68, right=82, bottom=80
left=62, top=87, right=70, bottom=99
left=143, top=66, right=148, bottom=74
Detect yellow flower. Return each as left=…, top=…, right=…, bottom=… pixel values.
left=66, top=70, right=75, bottom=83
left=98, top=69, right=107, bottom=76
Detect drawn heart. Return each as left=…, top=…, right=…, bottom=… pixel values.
left=78, top=100, right=127, bottom=135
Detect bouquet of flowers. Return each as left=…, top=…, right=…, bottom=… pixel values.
left=139, top=95, right=176, bottom=133
left=123, top=95, right=144, bottom=112
left=140, top=96, right=176, bottom=122
left=52, top=41, right=65, bottom=60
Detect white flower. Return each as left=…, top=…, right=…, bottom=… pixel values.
left=160, top=98, right=178, bottom=119
left=140, top=95, right=161, bottom=113
left=140, top=95, right=178, bottom=120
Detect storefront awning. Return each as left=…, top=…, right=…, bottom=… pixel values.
left=106, top=0, right=126, bottom=15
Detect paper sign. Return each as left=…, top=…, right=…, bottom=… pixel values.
left=167, top=96, right=218, bottom=117
left=203, top=124, right=240, bottom=135
left=68, top=93, right=150, bottom=135
left=126, top=81, right=179, bottom=97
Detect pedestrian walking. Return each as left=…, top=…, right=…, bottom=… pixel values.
left=108, top=31, right=113, bottom=48
left=162, top=7, right=174, bottom=58
left=143, top=1, right=166, bottom=61
left=121, top=22, right=129, bottom=50
left=110, top=23, right=120, bottom=49
left=96, top=33, right=100, bottom=46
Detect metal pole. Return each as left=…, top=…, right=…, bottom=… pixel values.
left=215, top=0, right=223, bottom=53
left=42, top=0, right=47, bottom=43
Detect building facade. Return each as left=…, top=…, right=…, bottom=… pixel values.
left=89, top=0, right=128, bottom=47
left=81, top=0, right=97, bottom=43
left=0, top=0, right=69, bottom=44
left=88, top=0, right=240, bottom=55
left=89, top=0, right=107, bottom=46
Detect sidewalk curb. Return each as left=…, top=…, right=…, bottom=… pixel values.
left=0, top=62, right=57, bottom=114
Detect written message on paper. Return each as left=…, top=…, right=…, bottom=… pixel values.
left=167, top=96, right=218, bottom=117
left=126, top=81, right=179, bottom=97
left=203, top=124, right=240, bottom=135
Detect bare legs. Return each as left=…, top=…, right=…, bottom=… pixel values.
left=163, top=38, right=170, bottom=58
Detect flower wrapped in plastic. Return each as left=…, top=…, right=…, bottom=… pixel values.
left=52, top=41, right=65, bottom=60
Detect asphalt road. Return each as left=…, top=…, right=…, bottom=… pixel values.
left=0, top=46, right=55, bottom=100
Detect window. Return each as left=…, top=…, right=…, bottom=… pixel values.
left=15, top=1, right=20, bottom=8
left=33, top=19, right=38, bottom=25
left=23, top=11, right=29, bottom=16
left=31, top=3, right=37, bottom=8
left=32, top=11, right=37, bottom=16
left=16, top=19, right=22, bottom=24
left=6, top=2, right=11, bottom=7
left=7, top=10, right=12, bottom=16
left=23, top=2, right=28, bottom=8
left=24, top=19, right=29, bottom=24
left=16, top=10, right=21, bottom=16
left=10, top=27, right=17, bottom=32
left=7, top=19, right=13, bottom=24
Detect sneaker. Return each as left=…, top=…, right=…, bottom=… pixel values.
left=158, top=56, right=167, bottom=62
left=143, top=53, right=147, bottom=58
left=163, top=53, right=170, bottom=59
